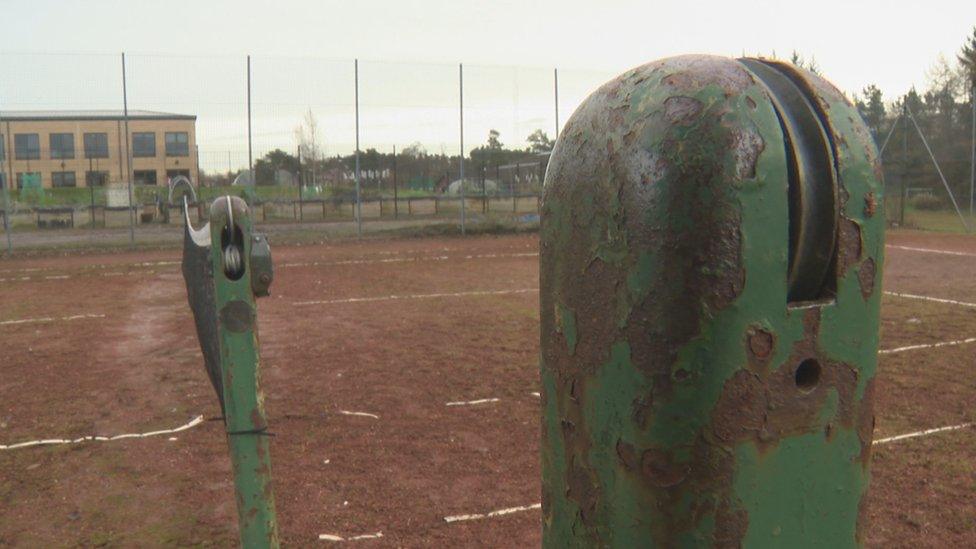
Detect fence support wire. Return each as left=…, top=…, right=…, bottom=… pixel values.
left=878, top=115, right=899, bottom=157
left=906, top=105, right=971, bottom=232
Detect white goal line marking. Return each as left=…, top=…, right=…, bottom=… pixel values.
left=281, top=251, right=538, bottom=269
left=0, top=415, right=205, bottom=451
left=294, top=288, right=539, bottom=306
left=318, top=532, right=384, bottom=542
left=446, top=398, right=500, bottom=407
left=884, top=290, right=976, bottom=308
left=338, top=410, right=380, bottom=419
left=879, top=337, right=976, bottom=354
left=874, top=422, right=974, bottom=445
left=0, top=313, right=106, bottom=327
left=444, top=503, right=541, bottom=523
left=886, top=244, right=976, bottom=258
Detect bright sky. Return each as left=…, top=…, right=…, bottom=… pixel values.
left=0, top=0, right=973, bottom=166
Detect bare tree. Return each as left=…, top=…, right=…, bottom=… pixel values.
left=294, top=109, right=324, bottom=187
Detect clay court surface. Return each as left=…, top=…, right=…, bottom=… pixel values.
left=0, top=230, right=974, bottom=547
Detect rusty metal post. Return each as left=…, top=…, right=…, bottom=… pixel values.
left=183, top=196, right=278, bottom=548
left=540, top=55, right=884, bottom=547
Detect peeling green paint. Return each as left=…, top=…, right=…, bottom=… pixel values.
left=541, top=55, right=883, bottom=547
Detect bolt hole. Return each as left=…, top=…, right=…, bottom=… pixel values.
left=794, top=359, right=821, bottom=392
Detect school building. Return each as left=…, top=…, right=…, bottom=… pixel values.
left=0, top=110, right=198, bottom=189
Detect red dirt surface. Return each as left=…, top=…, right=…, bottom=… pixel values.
left=0, top=231, right=973, bottom=546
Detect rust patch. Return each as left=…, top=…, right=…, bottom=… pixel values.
left=731, top=124, right=765, bottom=180
left=663, top=96, right=704, bottom=124
left=836, top=217, right=863, bottom=276
left=864, top=192, right=877, bottom=218
left=856, top=377, right=877, bottom=466
left=858, top=257, right=876, bottom=299
left=746, top=326, right=774, bottom=362
left=641, top=448, right=690, bottom=487
left=712, top=310, right=861, bottom=455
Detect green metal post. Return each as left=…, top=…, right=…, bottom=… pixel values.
left=540, top=55, right=884, bottom=547
left=184, top=196, right=278, bottom=548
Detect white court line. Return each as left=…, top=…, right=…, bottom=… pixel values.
left=874, top=422, right=974, bottom=445
left=338, top=410, right=380, bottom=419
left=294, top=288, right=538, bottom=306
left=319, top=532, right=384, bottom=542
left=885, top=291, right=976, bottom=308
left=0, top=259, right=178, bottom=276
left=444, top=503, right=541, bottom=523
left=280, top=251, right=538, bottom=269
left=0, top=313, right=105, bottom=327
left=446, top=398, right=500, bottom=407
left=887, top=244, right=976, bottom=258
left=879, top=337, right=976, bottom=354
left=0, top=415, right=204, bottom=451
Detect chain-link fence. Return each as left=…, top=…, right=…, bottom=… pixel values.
left=0, top=52, right=616, bottom=251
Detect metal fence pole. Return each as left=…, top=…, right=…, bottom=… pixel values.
left=459, top=63, right=465, bottom=235
left=970, top=85, right=975, bottom=217
left=121, top=52, right=135, bottom=246
left=0, top=112, right=11, bottom=254
left=247, top=55, right=254, bottom=201
left=393, top=144, right=399, bottom=219
left=554, top=68, right=559, bottom=140
left=354, top=59, right=362, bottom=237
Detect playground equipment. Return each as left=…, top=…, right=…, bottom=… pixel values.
left=540, top=55, right=884, bottom=546
left=183, top=196, right=278, bottom=548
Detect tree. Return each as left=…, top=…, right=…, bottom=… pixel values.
left=958, top=26, right=976, bottom=90
left=527, top=129, right=554, bottom=153
left=790, top=50, right=820, bottom=75
left=294, top=109, right=323, bottom=163
left=402, top=142, right=427, bottom=158
left=855, top=85, right=886, bottom=138
left=254, top=149, right=300, bottom=185
left=487, top=129, right=503, bottom=150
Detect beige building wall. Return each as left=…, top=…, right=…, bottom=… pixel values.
left=1, top=117, right=198, bottom=189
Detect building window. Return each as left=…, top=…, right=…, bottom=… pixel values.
left=133, top=132, right=156, bottom=157
left=16, top=172, right=41, bottom=189
left=52, top=171, right=77, bottom=188
left=15, top=134, right=40, bottom=160
left=0, top=173, right=6, bottom=189
left=50, top=133, right=75, bottom=159
left=86, top=171, right=109, bottom=187
left=134, top=170, right=158, bottom=185
left=165, top=132, right=189, bottom=157
left=0, top=135, right=5, bottom=162
left=84, top=133, right=109, bottom=159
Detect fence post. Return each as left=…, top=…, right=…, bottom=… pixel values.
left=554, top=67, right=560, bottom=140
left=459, top=63, right=466, bottom=235
left=121, top=52, right=135, bottom=246
left=393, top=145, right=398, bottom=219
left=0, top=113, right=10, bottom=254
left=354, top=59, right=362, bottom=237
left=540, top=56, right=884, bottom=547
left=246, top=55, right=254, bottom=208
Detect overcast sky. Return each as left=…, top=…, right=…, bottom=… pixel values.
left=1, top=0, right=974, bottom=163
